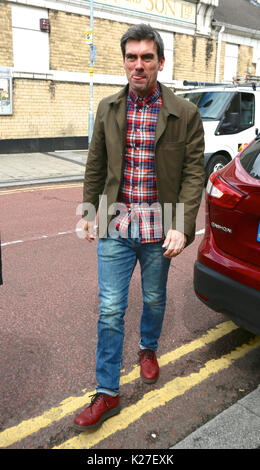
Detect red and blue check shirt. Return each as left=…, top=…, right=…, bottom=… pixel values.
left=115, top=83, right=164, bottom=243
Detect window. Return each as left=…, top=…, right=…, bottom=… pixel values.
left=240, top=139, right=260, bottom=180
left=256, top=57, right=260, bottom=76
left=157, top=31, right=173, bottom=83
left=224, top=44, right=238, bottom=82
left=218, top=92, right=255, bottom=134
left=12, top=5, right=49, bottom=73
left=180, top=91, right=232, bottom=120
left=240, top=93, right=255, bottom=127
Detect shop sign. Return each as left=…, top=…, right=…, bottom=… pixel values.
left=91, top=0, right=196, bottom=24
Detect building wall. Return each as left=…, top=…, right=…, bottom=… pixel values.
left=218, top=41, right=226, bottom=83
left=49, top=12, right=130, bottom=76
left=237, top=45, right=256, bottom=77
left=174, top=34, right=216, bottom=82
left=0, top=78, right=122, bottom=140
left=0, top=3, right=13, bottom=67
left=49, top=12, right=128, bottom=76
left=0, top=5, right=126, bottom=141
left=91, top=18, right=129, bottom=76
left=49, top=10, right=89, bottom=73
left=0, top=0, right=259, bottom=149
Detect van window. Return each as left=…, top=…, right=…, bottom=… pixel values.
left=240, top=93, right=255, bottom=127
left=225, top=92, right=255, bottom=128
left=218, top=92, right=255, bottom=134
left=180, top=91, right=231, bottom=120
left=240, top=139, right=260, bottom=180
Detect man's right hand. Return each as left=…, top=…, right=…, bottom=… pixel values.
left=82, top=220, right=97, bottom=242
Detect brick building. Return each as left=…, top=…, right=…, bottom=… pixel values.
left=0, top=0, right=260, bottom=152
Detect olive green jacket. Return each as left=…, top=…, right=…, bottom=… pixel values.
left=83, top=83, right=205, bottom=246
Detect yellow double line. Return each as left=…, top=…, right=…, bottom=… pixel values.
left=0, top=321, right=259, bottom=449
left=56, top=335, right=260, bottom=449
left=0, top=183, right=82, bottom=196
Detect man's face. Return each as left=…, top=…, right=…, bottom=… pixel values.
left=123, top=39, right=165, bottom=97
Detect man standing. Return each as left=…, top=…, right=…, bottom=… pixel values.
left=74, top=23, right=204, bottom=431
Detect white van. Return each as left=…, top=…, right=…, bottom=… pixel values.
left=177, top=81, right=260, bottom=181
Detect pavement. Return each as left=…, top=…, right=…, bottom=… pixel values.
left=1, top=149, right=260, bottom=449
left=0, top=150, right=87, bottom=188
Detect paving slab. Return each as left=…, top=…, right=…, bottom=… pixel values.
left=0, top=151, right=87, bottom=187
left=172, top=386, right=260, bottom=449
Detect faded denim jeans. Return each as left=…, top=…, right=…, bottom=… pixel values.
left=96, top=225, right=171, bottom=396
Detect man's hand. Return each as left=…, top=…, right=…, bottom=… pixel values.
left=82, top=220, right=97, bottom=242
left=162, top=230, right=187, bottom=258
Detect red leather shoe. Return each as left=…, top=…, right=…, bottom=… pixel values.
left=73, top=392, right=120, bottom=431
left=139, top=349, right=159, bottom=384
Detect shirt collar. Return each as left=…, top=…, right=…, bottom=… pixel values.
left=128, top=83, right=161, bottom=106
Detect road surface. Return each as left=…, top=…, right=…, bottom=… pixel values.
left=1, top=182, right=260, bottom=451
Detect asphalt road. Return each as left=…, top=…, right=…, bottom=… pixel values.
left=1, top=182, right=260, bottom=452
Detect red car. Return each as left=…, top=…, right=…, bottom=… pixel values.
left=194, top=136, right=260, bottom=335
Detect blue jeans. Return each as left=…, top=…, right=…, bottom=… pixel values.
left=96, top=227, right=171, bottom=396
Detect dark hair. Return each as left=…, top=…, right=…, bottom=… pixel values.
left=120, top=23, right=164, bottom=61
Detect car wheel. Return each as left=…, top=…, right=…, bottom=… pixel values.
left=206, top=154, right=230, bottom=183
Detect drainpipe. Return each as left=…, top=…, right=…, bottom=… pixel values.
left=215, top=25, right=225, bottom=82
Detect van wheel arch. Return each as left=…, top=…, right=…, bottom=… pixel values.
left=205, top=153, right=231, bottom=183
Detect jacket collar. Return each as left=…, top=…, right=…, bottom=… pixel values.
left=108, top=82, right=181, bottom=146
left=108, top=86, right=128, bottom=137
left=108, top=82, right=181, bottom=117
left=107, top=85, right=128, bottom=106
left=155, top=83, right=181, bottom=144
left=160, top=83, right=181, bottom=118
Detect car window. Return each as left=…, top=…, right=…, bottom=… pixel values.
left=240, top=93, right=255, bottom=127
left=223, top=92, right=255, bottom=131
left=240, top=139, right=260, bottom=180
left=179, top=91, right=231, bottom=120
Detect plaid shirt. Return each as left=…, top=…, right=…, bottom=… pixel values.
left=113, top=83, right=163, bottom=242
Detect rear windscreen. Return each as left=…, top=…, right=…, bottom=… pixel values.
left=240, top=139, right=260, bottom=180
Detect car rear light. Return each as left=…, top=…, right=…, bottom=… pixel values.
left=206, top=172, right=245, bottom=209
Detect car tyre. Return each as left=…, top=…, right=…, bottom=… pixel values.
left=206, top=154, right=230, bottom=183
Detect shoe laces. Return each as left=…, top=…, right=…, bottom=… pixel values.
left=89, top=392, right=108, bottom=414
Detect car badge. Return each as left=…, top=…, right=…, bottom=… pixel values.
left=211, top=222, right=232, bottom=234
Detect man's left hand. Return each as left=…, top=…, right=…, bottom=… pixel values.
left=162, top=230, right=187, bottom=258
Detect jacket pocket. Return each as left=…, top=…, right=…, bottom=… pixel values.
left=162, top=141, right=185, bottom=150
left=160, top=142, right=185, bottom=166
